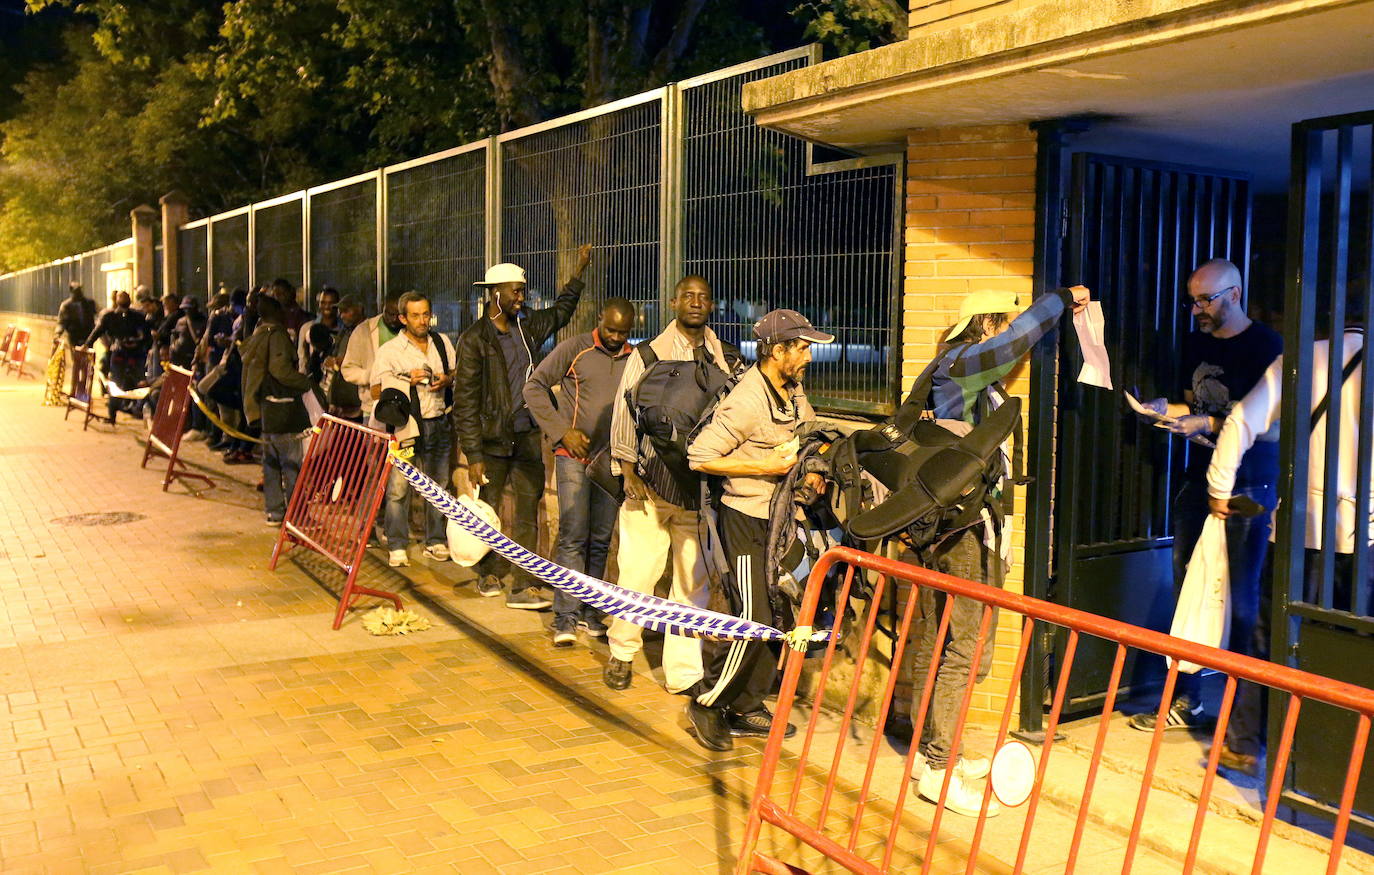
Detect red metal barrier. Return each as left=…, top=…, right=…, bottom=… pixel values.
left=140, top=364, right=213, bottom=492
left=4, top=329, right=31, bottom=377
left=738, top=545, right=1374, bottom=875
left=268, top=415, right=400, bottom=630
left=63, top=346, right=102, bottom=430
left=0, top=325, right=13, bottom=364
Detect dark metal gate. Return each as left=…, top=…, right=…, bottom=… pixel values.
left=1278, top=111, right=1374, bottom=834
left=1054, top=152, right=1252, bottom=712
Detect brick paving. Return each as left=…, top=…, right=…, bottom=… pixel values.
left=0, top=380, right=1227, bottom=874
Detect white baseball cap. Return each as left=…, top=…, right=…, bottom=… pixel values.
left=946, top=290, right=1020, bottom=339
left=474, top=263, right=527, bottom=287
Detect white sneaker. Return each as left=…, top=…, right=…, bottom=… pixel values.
left=912, top=751, right=991, bottom=781
left=388, top=549, right=410, bottom=567
left=423, top=544, right=449, bottom=561
left=185, top=429, right=206, bottom=442
left=916, top=766, right=1000, bottom=818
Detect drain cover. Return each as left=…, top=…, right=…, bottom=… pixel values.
left=51, top=512, right=147, bottom=527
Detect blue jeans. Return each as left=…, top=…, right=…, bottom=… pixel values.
left=385, top=417, right=453, bottom=550
left=1173, top=478, right=1275, bottom=755
left=552, top=454, right=618, bottom=621
left=262, top=432, right=303, bottom=520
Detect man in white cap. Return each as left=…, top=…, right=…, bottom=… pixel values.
left=682, top=308, right=833, bottom=751
left=453, top=245, right=592, bottom=609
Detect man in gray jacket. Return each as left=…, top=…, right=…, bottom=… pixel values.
left=684, top=309, right=832, bottom=751
left=523, top=298, right=636, bottom=646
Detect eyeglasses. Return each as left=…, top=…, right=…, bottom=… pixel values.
left=1183, top=286, right=1235, bottom=311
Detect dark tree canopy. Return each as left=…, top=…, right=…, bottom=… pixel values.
left=0, top=0, right=900, bottom=272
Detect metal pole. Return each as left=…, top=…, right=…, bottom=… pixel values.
left=1019, top=119, right=1071, bottom=737
left=247, top=207, right=256, bottom=292
left=302, top=193, right=312, bottom=309
left=376, top=170, right=387, bottom=313
left=485, top=136, right=501, bottom=267
left=659, top=85, right=683, bottom=317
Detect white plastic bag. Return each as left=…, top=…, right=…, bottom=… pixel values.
left=1169, top=515, right=1230, bottom=673
left=446, top=494, right=501, bottom=567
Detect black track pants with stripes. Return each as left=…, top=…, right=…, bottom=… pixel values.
left=696, top=504, right=776, bottom=714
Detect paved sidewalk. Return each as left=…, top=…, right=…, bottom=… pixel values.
left=0, top=380, right=1359, bottom=874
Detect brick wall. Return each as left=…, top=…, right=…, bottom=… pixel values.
left=900, top=123, right=1038, bottom=725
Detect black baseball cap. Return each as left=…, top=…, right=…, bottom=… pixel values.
left=753, top=309, right=834, bottom=345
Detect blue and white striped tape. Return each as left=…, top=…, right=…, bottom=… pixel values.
left=388, top=454, right=827, bottom=648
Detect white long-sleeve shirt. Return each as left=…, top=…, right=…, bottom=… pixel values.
left=1207, top=331, right=1365, bottom=552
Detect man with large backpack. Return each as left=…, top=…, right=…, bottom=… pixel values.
left=903, top=283, right=1089, bottom=816
left=603, top=275, right=738, bottom=692
left=683, top=309, right=832, bottom=750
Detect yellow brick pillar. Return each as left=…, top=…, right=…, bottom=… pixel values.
left=130, top=204, right=158, bottom=294
left=160, top=192, right=190, bottom=297
left=899, top=123, right=1039, bottom=727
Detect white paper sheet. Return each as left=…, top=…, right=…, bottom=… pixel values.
left=1073, top=301, right=1113, bottom=390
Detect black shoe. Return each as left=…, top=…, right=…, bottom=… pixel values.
left=728, top=708, right=796, bottom=739
left=685, top=701, right=733, bottom=752
left=552, top=617, right=577, bottom=647
left=1127, top=696, right=1207, bottom=733
left=577, top=613, right=608, bottom=638
left=506, top=588, right=553, bottom=610
left=603, top=657, right=633, bottom=691
left=476, top=575, right=503, bottom=598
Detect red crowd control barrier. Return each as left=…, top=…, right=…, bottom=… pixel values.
left=64, top=346, right=102, bottom=430
left=4, top=329, right=31, bottom=377
left=0, top=325, right=14, bottom=364
left=269, top=415, right=400, bottom=630
left=738, top=545, right=1374, bottom=875
left=140, top=364, right=213, bottom=492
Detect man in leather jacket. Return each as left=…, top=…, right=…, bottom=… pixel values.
left=453, top=245, right=591, bottom=609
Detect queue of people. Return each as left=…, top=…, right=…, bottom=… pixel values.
left=58, top=250, right=1351, bottom=817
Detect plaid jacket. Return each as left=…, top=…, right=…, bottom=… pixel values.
left=930, top=287, right=1073, bottom=423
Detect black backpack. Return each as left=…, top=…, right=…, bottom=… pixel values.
left=828, top=344, right=1021, bottom=553
left=626, top=341, right=740, bottom=509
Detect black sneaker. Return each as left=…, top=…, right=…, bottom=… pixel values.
left=476, top=575, right=503, bottom=598
left=1128, top=696, right=1207, bottom=732
left=685, top=701, right=733, bottom=751
left=728, top=708, right=797, bottom=739
left=552, top=618, right=577, bottom=647
left=578, top=613, right=608, bottom=638
left=506, top=588, right=553, bottom=610
left=603, top=657, right=633, bottom=691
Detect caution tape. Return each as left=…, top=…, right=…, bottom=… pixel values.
left=388, top=452, right=828, bottom=648
left=188, top=387, right=264, bottom=444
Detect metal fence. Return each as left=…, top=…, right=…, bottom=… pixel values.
left=210, top=208, right=250, bottom=298
left=0, top=46, right=903, bottom=413
left=0, top=240, right=136, bottom=316
left=384, top=143, right=489, bottom=333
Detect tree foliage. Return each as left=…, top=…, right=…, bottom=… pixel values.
left=0, top=1, right=862, bottom=273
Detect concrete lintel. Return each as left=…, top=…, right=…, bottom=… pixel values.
left=743, top=0, right=1373, bottom=147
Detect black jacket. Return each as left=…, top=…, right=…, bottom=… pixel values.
left=453, top=278, right=584, bottom=463
left=240, top=321, right=313, bottom=433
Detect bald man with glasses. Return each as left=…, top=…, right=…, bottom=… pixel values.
left=1128, top=259, right=1282, bottom=762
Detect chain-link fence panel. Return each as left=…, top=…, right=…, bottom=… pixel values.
left=253, top=197, right=304, bottom=295
left=177, top=225, right=208, bottom=302
left=309, top=177, right=378, bottom=314
left=386, top=148, right=487, bottom=334
left=210, top=211, right=250, bottom=299
left=681, top=56, right=899, bottom=413
left=501, top=97, right=662, bottom=342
